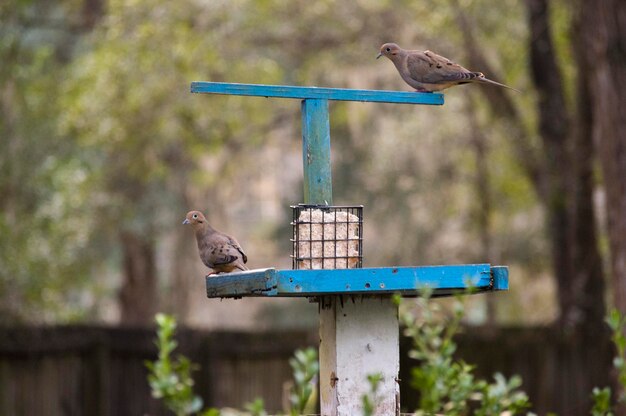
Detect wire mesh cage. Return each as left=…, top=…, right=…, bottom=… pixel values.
left=291, top=204, right=363, bottom=270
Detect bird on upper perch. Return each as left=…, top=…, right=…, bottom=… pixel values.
left=183, top=210, right=248, bottom=276
left=376, top=42, right=519, bottom=93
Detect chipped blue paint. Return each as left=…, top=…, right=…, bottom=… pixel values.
left=302, top=99, right=332, bottom=204
left=191, top=82, right=444, bottom=105
left=205, top=264, right=508, bottom=298
left=205, top=269, right=278, bottom=298
left=491, top=266, right=509, bottom=290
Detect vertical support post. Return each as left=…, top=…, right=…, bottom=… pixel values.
left=301, top=99, right=333, bottom=205
left=300, top=98, right=399, bottom=415
left=320, top=297, right=400, bottom=416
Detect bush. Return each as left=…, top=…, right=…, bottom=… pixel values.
left=398, top=292, right=531, bottom=415
left=145, top=313, right=218, bottom=416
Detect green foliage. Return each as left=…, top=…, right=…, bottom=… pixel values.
left=591, top=387, right=613, bottom=416
left=146, top=313, right=218, bottom=416
left=147, top=313, right=324, bottom=416
left=607, top=308, right=626, bottom=400
left=0, top=0, right=105, bottom=323
left=288, top=347, right=319, bottom=416
left=243, top=398, right=267, bottom=416
left=362, top=373, right=383, bottom=416
left=474, top=373, right=531, bottom=416
left=224, top=346, right=319, bottom=415
left=590, top=308, right=626, bottom=415
left=144, top=305, right=626, bottom=416
left=401, top=294, right=531, bottom=415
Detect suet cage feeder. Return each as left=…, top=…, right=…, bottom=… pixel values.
left=291, top=204, right=363, bottom=270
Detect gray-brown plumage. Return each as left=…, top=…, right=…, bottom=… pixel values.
left=183, top=210, right=248, bottom=275
left=377, top=42, right=519, bottom=93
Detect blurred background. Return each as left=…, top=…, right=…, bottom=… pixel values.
left=1, top=0, right=624, bottom=414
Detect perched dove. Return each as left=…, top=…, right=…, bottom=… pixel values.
left=377, top=43, right=519, bottom=92
left=183, top=210, right=248, bottom=275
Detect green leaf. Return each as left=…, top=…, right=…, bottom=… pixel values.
left=145, top=313, right=208, bottom=416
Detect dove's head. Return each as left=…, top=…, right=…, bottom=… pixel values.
left=377, top=43, right=402, bottom=60
left=183, top=210, right=208, bottom=228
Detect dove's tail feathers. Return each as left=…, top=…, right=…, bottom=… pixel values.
left=454, top=72, right=485, bottom=81
left=475, top=74, right=521, bottom=92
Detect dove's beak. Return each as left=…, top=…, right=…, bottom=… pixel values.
left=376, top=52, right=382, bottom=59
left=182, top=219, right=190, bottom=225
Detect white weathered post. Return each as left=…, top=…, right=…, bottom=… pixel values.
left=320, top=297, right=399, bottom=415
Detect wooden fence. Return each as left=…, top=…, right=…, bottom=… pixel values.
left=0, top=325, right=614, bottom=415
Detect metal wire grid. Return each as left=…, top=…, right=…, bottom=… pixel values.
left=290, top=204, right=363, bottom=270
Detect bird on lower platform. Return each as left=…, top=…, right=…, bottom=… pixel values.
left=183, top=210, right=248, bottom=276
left=377, top=42, right=519, bottom=93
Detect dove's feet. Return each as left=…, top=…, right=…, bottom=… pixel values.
left=414, top=89, right=433, bottom=93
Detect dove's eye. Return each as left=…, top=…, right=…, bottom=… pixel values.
left=192, top=214, right=198, bottom=219
left=386, top=47, right=391, bottom=52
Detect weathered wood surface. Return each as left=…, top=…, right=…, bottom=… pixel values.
left=191, top=82, right=444, bottom=105
left=301, top=98, right=333, bottom=205
left=205, top=265, right=508, bottom=298
left=0, top=326, right=316, bottom=416
left=320, top=297, right=400, bottom=416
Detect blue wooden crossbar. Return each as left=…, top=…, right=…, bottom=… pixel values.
left=191, top=82, right=444, bottom=105
left=205, top=264, right=508, bottom=298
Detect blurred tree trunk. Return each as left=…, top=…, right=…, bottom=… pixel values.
left=526, top=2, right=611, bottom=410
left=569, top=1, right=608, bottom=331
left=454, top=1, right=611, bottom=412
left=526, top=0, right=606, bottom=328
left=455, top=0, right=606, bottom=329
left=578, top=0, right=626, bottom=315
left=81, top=0, right=104, bottom=30
left=118, top=231, right=157, bottom=325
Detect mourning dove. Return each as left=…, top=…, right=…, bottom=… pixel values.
left=183, top=210, right=248, bottom=275
left=377, top=43, right=519, bottom=93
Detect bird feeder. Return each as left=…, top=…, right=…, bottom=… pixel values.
left=291, top=204, right=363, bottom=270
left=191, top=82, right=509, bottom=416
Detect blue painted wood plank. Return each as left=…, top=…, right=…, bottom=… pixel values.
left=191, top=82, right=444, bottom=105
left=302, top=99, right=333, bottom=204
left=205, top=264, right=508, bottom=298
left=277, top=264, right=490, bottom=295
left=491, top=266, right=509, bottom=290
left=205, top=269, right=277, bottom=298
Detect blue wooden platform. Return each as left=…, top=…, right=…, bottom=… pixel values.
left=205, top=264, right=508, bottom=298
left=191, top=82, right=444, bottom=105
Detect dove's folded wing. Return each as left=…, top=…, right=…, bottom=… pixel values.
left=227, top=236, right=248, bottom=264
left=407, top=51, right=473, bottom=84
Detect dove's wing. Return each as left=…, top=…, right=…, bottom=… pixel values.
left=207, top=234, right=246, bottom=266
left=407, top=50, right=477, bottom=84
left=197, top=233, right=240, bottom=269
left=227, top=236, right=248, bottom=264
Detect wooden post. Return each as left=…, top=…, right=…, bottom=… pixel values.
left=301, top=98, right=333, bottom=205
left=320, top=297, right=399, bottom=416
left=301, top=98, right=399, bottom=415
